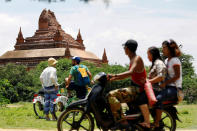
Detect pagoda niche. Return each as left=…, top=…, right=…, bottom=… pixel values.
left=65, top=43, right=71, bottom=58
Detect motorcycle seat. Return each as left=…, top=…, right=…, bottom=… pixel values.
left=162, top=100, right=178, bottom=106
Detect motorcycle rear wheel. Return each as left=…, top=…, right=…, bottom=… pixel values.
left=160, top=109, right=176, bottom=131
left=33, top=102, right=45, bottom=119
left=57, top=107, right=94, bottom=131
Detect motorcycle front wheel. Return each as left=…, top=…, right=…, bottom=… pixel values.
left=57, top=107, right=94, bottom=131
left=33, top=101, right=45, bottom=119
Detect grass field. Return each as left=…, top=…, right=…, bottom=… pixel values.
left=0, top=102, right=197, bottom=130
left=177, top=104, right=197, bottom=129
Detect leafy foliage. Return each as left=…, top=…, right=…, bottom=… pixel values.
left=0, top=64, right=35, bottom=105
left=175, top=53, right=197, bottom=103
left=1, top=51, right=197, bottom=105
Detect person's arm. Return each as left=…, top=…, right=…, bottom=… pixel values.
left=40, top=72, right=44, bottom=88
left=87, top=71, right=92, bottom=80
left=149, top=61, right=166, bottom=84
left=110, top=56, right=141, bottom=81
left=84, top=66, right=92, bottom=80
left=66, top=74, right=72, bottom=88
left=149, top=76, right=164, bottom=84
left=160, top=64, right=180, bottom=88
left=50, top=69, right=59, bottom=90
left=66, top=67, right=74, bottom=88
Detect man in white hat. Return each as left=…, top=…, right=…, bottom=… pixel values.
left=40, top=57, right=59, bottom=121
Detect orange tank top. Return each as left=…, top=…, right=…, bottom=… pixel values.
left=129, top=63, right=147, bottom=90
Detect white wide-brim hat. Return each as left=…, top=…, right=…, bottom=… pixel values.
left=48, top=57, right=58, bottom=66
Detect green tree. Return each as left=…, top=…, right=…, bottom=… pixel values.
left=179, top=53, right=197, bottom=103
left=0, top=79, right=15, bottom=104
left=0, top=63, right=35, bottom=103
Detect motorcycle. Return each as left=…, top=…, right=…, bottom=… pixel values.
left=33, top=83, right=76, bottom=120
left=33, top=88, right=45, bottom=119
left=57, top=72, right=181, bottom=131
left=53, top=88, right=78, bottom=119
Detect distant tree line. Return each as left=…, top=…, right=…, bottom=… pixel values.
left=0, top=51, right=196, bottom=106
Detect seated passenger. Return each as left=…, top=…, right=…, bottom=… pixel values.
left=147, top=46, right=167, bottom=127
left=147, top=46, right=167, bottom=95
left=154, top=39, right=182, bottom=128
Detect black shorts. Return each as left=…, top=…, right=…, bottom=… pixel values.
left=136, top=91, right=148, bottom=106
left=67, top=81, right=87, bottom=99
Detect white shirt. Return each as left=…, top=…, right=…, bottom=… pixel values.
left=40, top=66, right=58, bottom=87
left=166, top=57, right=182, bottom=88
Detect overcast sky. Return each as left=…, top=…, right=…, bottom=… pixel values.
left=0, top=0, right=197, bottom=71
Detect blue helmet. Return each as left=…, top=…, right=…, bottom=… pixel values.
left=72, top=56, right=80, bottom=64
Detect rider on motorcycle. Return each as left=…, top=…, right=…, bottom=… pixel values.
left=108, top=39, right=150, bottom=129
left=65, top=56, right=92, bottom=99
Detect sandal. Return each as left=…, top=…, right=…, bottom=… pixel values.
left=45, top=117, right=50, bottom=121
left=139, top=122, right=150, bottom=128
left=153, top=126, right=165, bottom=131
left=150, top=122, right=159, bottom=128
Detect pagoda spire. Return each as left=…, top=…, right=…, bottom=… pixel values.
left=102, top=48, right=108, bottom=64
left=76, top=29, right=83, bottom=45
left=16, top=27, right=24, bottom=44
left=65, top=43, right=71, bottom=58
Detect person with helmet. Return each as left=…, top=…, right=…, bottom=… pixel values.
left=65, top=56, right=92, bottom=99
left=108, top=39, right=150, bottom=129
left=40, top=57, right=59, bottom=121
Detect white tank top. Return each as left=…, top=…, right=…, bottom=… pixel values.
left=166, top=57, right=182, bottom=88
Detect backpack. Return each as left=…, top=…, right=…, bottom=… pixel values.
left=77, top=65, right=90, bottom=86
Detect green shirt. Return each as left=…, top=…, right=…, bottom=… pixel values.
left=70, top=65, right=89, bottom=86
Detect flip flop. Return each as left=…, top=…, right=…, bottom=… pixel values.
left=139, top=122, right=150, bottom=128
left=45, top=117, right=51, bottom=121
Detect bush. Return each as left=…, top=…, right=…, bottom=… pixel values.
left=0, top=64, right=35, bottom=103
left=0, top=95, right=9, bottom=107
left=1, top=52, right=197, bottom=104
left=0, top=79, right=12, bottom=105
left=30, top=59, right=131, bottom=93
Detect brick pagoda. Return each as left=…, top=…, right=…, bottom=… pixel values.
left=0, top=9, right=108, bottom=67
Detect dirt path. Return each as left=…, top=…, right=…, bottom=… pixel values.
left=0, top=129, right=197, bottom=131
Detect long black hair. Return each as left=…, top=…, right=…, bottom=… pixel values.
left=148, top=46, right=162, bottom=70
left=162, top=39, right=181, bottom=57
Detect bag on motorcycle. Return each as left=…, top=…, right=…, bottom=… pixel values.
left=144, top=80, right=157, bottom=107
left=177, top=88, right=184, bottom=103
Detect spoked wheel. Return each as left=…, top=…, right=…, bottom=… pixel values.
left=57, top=107, right=94, bottom=131
left=134, top=125, right=144, bottom=131
left=33, top=101, right=45, bottom=119
left=159, top=109, right=176, bottom=131
left=53, top=102, right=64, bottom=120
